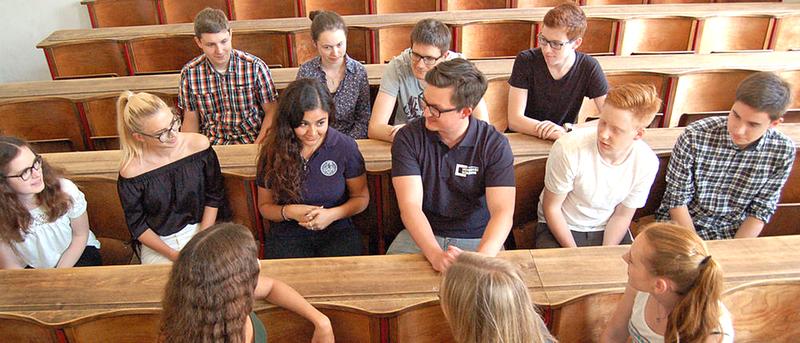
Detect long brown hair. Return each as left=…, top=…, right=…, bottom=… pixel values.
left=160, top=223, right=260, bottom=343
left=640, top=223, right=724, bottom=343
left=0, top=136, right=71, bottom=244
left=256, top=78, right=336, bottom=203
left=440, top=252, right=556, bottom=343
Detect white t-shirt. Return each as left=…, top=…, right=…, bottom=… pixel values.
left=628, top=291, right=734, bottom=343
left=13, top=178, right=101, bottom=268
left=537, top=128, right=658, bottom=232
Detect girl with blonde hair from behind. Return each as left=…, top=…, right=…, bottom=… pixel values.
left=116, top=91, right=226, bottom=264
left=440, top=252, right=556, bottom=343
left=601, top=222, right=734, bottom=343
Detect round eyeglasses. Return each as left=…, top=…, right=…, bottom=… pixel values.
left=136, top=115, right=182, bottom=143
left=2, top=155, right=43, bottom=181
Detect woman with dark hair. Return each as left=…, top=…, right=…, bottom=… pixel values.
left=160, top=222, right=333, bottom=343
left=296, top=10, right=371, bottom=139
left=256, top=78, right=369, bottom=258
left=0, top=136, right=101, bottom=269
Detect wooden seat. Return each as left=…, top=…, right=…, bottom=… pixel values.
left=576, top=71, right=670, bottom=126
left=302, top=0, right=370, bottom=16
left=159, top=0, right=228, bottom=24
left=772, top=15, right=800, bottom=51
left=230, top=0, right=298, bottom=20
left=0, top=313, right=58, bottom=343
left=619, top=17, right=697, bottom=56
left=696, top=16, right=774, bottom=54
left=44, top=40, right=129, bottom=79
left=0, top=98, right=87, bottom=152
left=375, top=25, right=415, bottom=64
left=484, top=76, right=510, bottom=132
left=222, top=171, right=264, bottom=258
left=389, top=301, right=455, bottom=343
left=127, top=36, right=199, bottom=75
left=762, top=203, right=800, bottom=236
left=577, top=18, right=619, bottom=56
left=63, top=309, right=162, bottom=343
left=722, top=279, right=800, bottom=342
left=84, top=0, right=160, bottom=28
left=374, top=0, right=439, bottom=13
left=510, top=157, right=547, bottom=249
left=73, top=175, right=134, bottom=265
left=443, top=0, right=507, bottom=10
left=665, top=69, right=754, bottom=127
left=457, top=21, right=535, bottom=60
left=550, top=291, right=624, bottom=343
left=256, top=305, right=380, bottom=343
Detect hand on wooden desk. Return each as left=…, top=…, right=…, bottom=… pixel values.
left=428, top=245, right=463, bottom=272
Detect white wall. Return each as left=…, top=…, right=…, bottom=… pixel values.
left=0, top=0, right=91, bottom=83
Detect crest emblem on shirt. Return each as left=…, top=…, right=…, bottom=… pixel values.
left=455, top=164, right=479, bottom=177
left=321, top=160, right=338, bottom=177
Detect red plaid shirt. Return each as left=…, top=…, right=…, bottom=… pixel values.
left=179, top=49, right=278, bottom=144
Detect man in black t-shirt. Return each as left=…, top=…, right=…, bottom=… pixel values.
left=507, top=3, right=608, bottom=140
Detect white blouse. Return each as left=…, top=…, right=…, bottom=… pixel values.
left=12, top=178, right=101, bottom=268
left=628, top=291, right=734, bottom=343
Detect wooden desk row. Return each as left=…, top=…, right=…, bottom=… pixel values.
left=38, top=4, right=800, bottom=78
left=0, top=235, right=797, bottom=342
left=3, top=53, right=800, bottom=152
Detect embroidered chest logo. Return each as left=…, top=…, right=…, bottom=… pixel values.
left=454, top=164, right=479, bottom=177
left=321, top=160, right=338, bottom=176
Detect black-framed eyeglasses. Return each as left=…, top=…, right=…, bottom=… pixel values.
left=410, top=50, right=443, bottom=66
left=418, top=96, right=458, bottom=118
left=136, top=115, right=182, bottom=143
left=537, top=33, right=575, bottom=50
left=2, top=155, right=43, bottom=181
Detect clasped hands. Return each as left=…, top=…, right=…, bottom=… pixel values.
left=285, top=204, right=335, bottom=231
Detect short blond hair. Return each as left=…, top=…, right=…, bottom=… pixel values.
left=605, top=83, right=662, bottom=127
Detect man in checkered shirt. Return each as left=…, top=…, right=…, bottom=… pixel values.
left=179, top=8, right=278, bottom=145
left=656, top=72, right=796, bottom=240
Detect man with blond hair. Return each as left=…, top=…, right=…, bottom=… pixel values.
left=536, top=83, right=661, bottom=248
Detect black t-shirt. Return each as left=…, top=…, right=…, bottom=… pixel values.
left=508, top=48, right=608, bottom=125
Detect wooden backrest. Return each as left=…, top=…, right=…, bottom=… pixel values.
left=696, top=15, right=774, bottom=54
left=443, top=0, right=507, bottom=10
left=236, top=31, right=293, bottom=68
left=633, top=152, right=671, bottom=220
left=222, top=171, right=262, bottom=253
left=665, top=69, right=754, bottom=127
left=648, top=0, right=712, bottom=3
left=619, top=17, right=697, bottom=55
left=291, top=28, right=372, bottom=66
left=159, top=0, right=228, bottom=24
left=779, top=147, right=800, bottom=203
left=584, top=0, right=643, bottom=4
left=374, top=0, right=439, bottom=13
left=390, top=301, right=455, bottom=343
left=302, top=0, right=370, bottom=16
left=63, top=309, right=162, bottom=343
left=772, top=14, right=800, bottom=51
left=375, top=25, right=414, bottom=64
left=230, top=0, right=298, bottom=20
left=0, top=98, right=86, bottom=152
left=578, top=18, right=619, bottom=56
left=86, top=0, right=160, bottom=28
left=484, top=77, right=510, bottom=132
left=722, top=279, right=800, bottom=342
left=82, top=92, right=176, bottom=151
left=457, top=21, right=535, bottom=60
left=515, top=0, right=572, bottom=8
left=127, top=36, right=199, bottom=75
left=778, top=69, right=800, bottom=110
left=576, top=71, right=670, bottom=123
left=513, top=157, right=548, bottom=228
left=45, top=40, right=129, bottom=79
left=762, top=203, right=800, bottom=236
left=72, top=175, right=133, bottom=265
left=550, top=291, right=624, bottom=343
left=0, top=313, right=59, bottom=343
left=256, top=305, right=380, bottom=342
left=291, top=30, right=319, bottom=67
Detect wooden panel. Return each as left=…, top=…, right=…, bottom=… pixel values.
left=665, top=70, right=754, bottom=127
left=444, top=0, right=507, bottom=10
left=779, top=69, right=800, bottom=110
left=0, top=314, right=59, bottom=343
left=648, top=0, right=711, bottom=3
left=723, top=280, right=800, bottom=343
left=512, top=157, right=547, bottom=227
left=696, top=16, right=773, bottom=54
left=222, top=171, right=262, bottom=256
left=584, top=0, right=643, bottom=4
left=159, top=0, right=228, bottom=24
left=347, top=27, right=372, bottom=64
left=459, top=21, right=534, bottom=59
left=550, top=291, right=624, bottom=343
left=376, top=25, right=414, bottom=64
left=303, top=0, right=370, bottom=16
left=577, top=18, right=618, bottom=56
left=230, top=0, right=298, bottom=20
left=762, top=203, right=800, bottom=236
left=772, top=15, right=800, bottom=51
left=390, top=302, right=455, bottom=343
left=633, top=152, right=670, bottom=219
left=47, top=41, right=128, bottom=79
left=236, top=31, right=292, bottom=68
left=82, top=95, right=120, bottom=150
left=374, top=0, right=438, bottom=14
left=86, top=0, right=159, bottom=28
left=73, top=175, right=133, bottom=265
left=0, top=98, right=86, bottom=152
left=258, top=306, right=379, bottom=343
left=619, top=17, right=696, bottom=55
left=515, top=0, right=571, bottom=8
left=577, top=71, right=670, bottom=122
left=128, top=36, right=199, bottom=75
left=484, top=77, right=510, bottom=132
left=63, top=309, right=161, bottom=343
left=291, top=30, right=319, bottom=67
left=779, top=148, right=800, bottom=203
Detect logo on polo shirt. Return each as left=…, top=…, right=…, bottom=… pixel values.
left=321, top=160, right=338, bottom=176
left=454, top=164, right=479, bottom=177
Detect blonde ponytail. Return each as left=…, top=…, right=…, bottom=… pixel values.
left=116, top=91, right=170, bottom=169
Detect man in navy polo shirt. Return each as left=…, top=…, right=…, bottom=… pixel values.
left=388, top=58, right=516, bottom=272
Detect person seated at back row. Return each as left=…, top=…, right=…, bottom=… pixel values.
left=179, top=7, right=279, bottom=145
left=369, top=18, right=489, bottom=142
left=508, top=3, right=608, bottom=140
left=536, top=84, right=660, bottom=248
left=388, top=59, right=515, bottom=272
left=656, top=71, right=796, bottom=240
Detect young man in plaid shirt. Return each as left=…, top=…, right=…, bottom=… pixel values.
left=179, top=8, right=278, bottom=145
left=656, top=72, right=796, bottom=240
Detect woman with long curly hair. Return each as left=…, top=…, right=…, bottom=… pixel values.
left=0, top=136, right=101, bottom=268
left=256, top=78, right=369, bottom=258
left=440, top=252, right=556, bottom=343
left=602, top=222, right=734, bottom=343
left=160, top=222, right=333, bottom=343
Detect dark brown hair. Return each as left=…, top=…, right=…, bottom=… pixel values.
left=309, top=10, right=347, bottom=42
left=736, top=71, right=792, bottom=120
left=424, top=58, right=487, bottom=110
left=411, top=18, right=452, bottom=54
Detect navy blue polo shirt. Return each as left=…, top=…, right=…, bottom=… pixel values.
left=391, top=116, right=515, bottom=238
left=257, top=128, right=366, bottom=237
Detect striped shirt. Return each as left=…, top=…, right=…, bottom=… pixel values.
left=656, top=116, right=795, bottom=240
left=178, top=49, right=278, bottom=145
